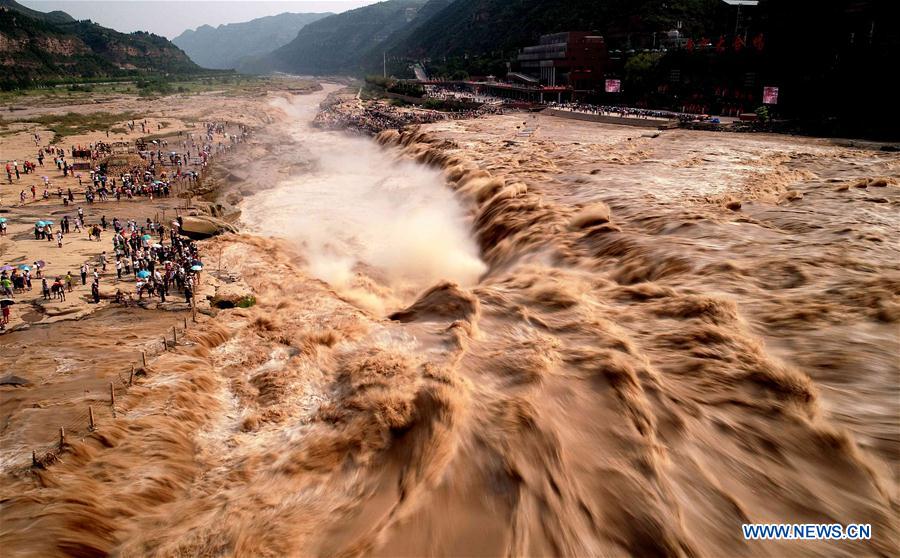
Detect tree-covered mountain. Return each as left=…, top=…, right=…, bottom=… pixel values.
left=0, top=0, right=198, bottom=87
left=239, top=0, right=430, bottom=75
left=388, top=0, right=719, bottom=61
left=173, top=12, right=332, bottom=70
left=0, top=0, right=73, bottom=24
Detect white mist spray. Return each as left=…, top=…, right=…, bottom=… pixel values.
left=241, top=91, right=486, bottom=310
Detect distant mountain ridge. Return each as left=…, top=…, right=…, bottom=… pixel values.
left=234, top=0, right=718, bottom=77
left=0, top=0, right=198, bottom=87
left=173, top=12, right=332, bottom=70
left=239, top=0, right=432, bottom=75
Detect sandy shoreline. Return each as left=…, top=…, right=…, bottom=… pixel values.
left=0, top=79, right=319, bottom=469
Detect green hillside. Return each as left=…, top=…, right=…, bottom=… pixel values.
left=389, top=0, right=719, bottom=60
left=240, top=0, right=430, bottom=75
left=0, top=0, right=199, bottom=88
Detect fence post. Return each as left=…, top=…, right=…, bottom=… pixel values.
left=129, top=364, right=135, bottom=386
left=173, top=326, right=177, bottom=345
left=109, top=382, right=116, bottom=418
left=32, top=450, right=38, bottom=467
left=88, top=406, right=95, bottom=431
left=163, top=336, right=167, bottom=351
left=142, top=351, right=147, bottom=368
left=59, top=426, right=65, bottom=449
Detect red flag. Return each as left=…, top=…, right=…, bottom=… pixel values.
left=685, top=38, right=695, bottom=51
left=716, top=35, right=726, bottom=53
left=734, top=35, right=745, bottom=51
left=752, top=33, right=765, bottom=51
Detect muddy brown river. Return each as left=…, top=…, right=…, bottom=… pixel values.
left=1, top=87, right=898, bottom=557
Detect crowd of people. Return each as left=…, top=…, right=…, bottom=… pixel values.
left=315, top=102, right=448, bottom=135
left=4, top=120, right=252, bottom=210
left=547, top=101, right=721, bottom=123
left=315, top=98, right=505, bottom=135
left=1, top=211, right=204, bottom=330
left=0, top=120, right=247, bottom=331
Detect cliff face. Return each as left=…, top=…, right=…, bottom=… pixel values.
left=0, top=0, right=198, bottom=86
left=173, top=12, right=332, bottom=70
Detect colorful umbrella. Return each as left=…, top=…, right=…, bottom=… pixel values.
left=142, top=234, right=152, bottom=241
left=0, top=265, right=13, bottom=272
left=0, top=217, right=7, bottom=223
left=136, top=270, right=151, bottom=279
left=17, top=265, right=30, bottom=271
left=35, top=260, right=46, bottom=267
left=35, top=221, right=46, bottom=228
left=190, top=265, right=203, bottom=272
left=0, top=298, right=15, bottom=308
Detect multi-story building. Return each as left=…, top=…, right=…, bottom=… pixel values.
left=515, top=32, right=608, bottom=90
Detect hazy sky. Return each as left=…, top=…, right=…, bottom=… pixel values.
left=19, top=1, right=378, bottom=38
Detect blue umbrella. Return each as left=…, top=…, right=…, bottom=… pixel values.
left=136, top=270, right=151, bottom=279
left=190, top=265, right=203, bottom=272
left=0, top=217, right=7, bottom=223
left=142, top=234, right=152, bottom=241
left=18, top=264, right=30, bottom=271
left=43, top=219, right=54, bottom=224
left=35, top=221, right=46, bottom=228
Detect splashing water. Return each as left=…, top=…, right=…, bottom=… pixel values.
left=241, top=91, right=486, bottom=309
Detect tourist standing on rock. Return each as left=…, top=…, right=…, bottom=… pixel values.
left=65, top=272, right=74, bottom=293
left=80, top=263, right=88, bottom=286
left=53, top=277, right=65, bottom=301
left=0, top=273, right=12, bottom=297
left=56, top=230, right=63, bottom=248
left=184, top=279, right=193, bottom=306
left=42, top=278, right=50, bottom=300
left=91, top=282, right=100, bottom=304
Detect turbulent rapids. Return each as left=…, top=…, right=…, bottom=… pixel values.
left=1, top=87, right=898, bottom=557
left=240, top=91, right=486, bottom=313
